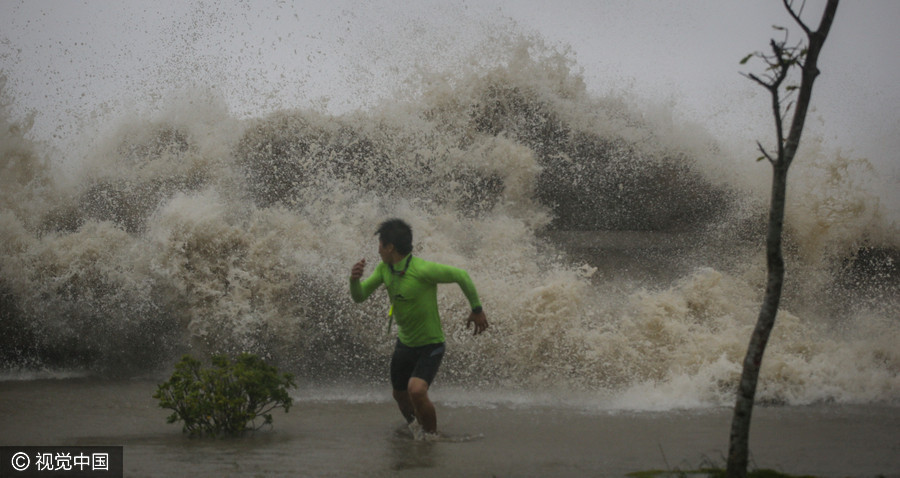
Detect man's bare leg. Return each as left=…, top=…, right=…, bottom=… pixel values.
left=392, top=388, right=416, bottom=424
left=406, top=377, right=437, bottom=433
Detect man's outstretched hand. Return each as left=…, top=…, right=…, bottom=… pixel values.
left=350, top=258, right=366, bottom=281
left=466, top=310, right=489, bottom=335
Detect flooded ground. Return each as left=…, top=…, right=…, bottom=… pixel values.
left=1, top=378, right=897, bottom=477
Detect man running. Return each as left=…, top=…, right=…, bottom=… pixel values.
left=349, top=218, right=488, bottom=439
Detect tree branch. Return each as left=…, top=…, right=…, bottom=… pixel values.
left=756, top=141, right=775, bottom=165
left=784, top=0, right=812, bottom=35
left=782, top=0, right=838, bottom=168
left=744, top=72, right=770, bottom=89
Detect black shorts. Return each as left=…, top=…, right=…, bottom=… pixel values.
left=390, top=340, right=445, bottom=391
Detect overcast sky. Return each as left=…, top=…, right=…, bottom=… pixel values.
left=2, top=0, right=898, bottom=176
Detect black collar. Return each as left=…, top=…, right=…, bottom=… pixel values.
left=389, top=255, right=412, bottom=276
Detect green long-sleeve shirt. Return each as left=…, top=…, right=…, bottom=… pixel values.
left=349, top=255, right=481, bottom=347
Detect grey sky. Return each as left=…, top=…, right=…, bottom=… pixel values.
left=1, top=0, right=898, bottom=173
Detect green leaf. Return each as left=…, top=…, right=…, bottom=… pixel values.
left=740, top=53, right=754, bottom=65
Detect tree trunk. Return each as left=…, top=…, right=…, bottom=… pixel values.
left=726, top=164, right=788, bottom=477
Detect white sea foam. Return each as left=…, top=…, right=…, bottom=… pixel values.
left=0, top=14, right=897, bottom=410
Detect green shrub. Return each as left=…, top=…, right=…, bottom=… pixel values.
left=154, top=353, right=296, bottom=436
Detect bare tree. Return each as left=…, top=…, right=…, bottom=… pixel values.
left=726, top=1, right=839, bottom=477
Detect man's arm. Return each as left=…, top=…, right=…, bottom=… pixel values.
left=349, top=259, right=384, bottom=303
left=422, top=262, right=481, bottom=307
left=422, top=260, right=488, bottom=335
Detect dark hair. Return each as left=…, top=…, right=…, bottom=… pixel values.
left=376, top=218, right=413, bottom=255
